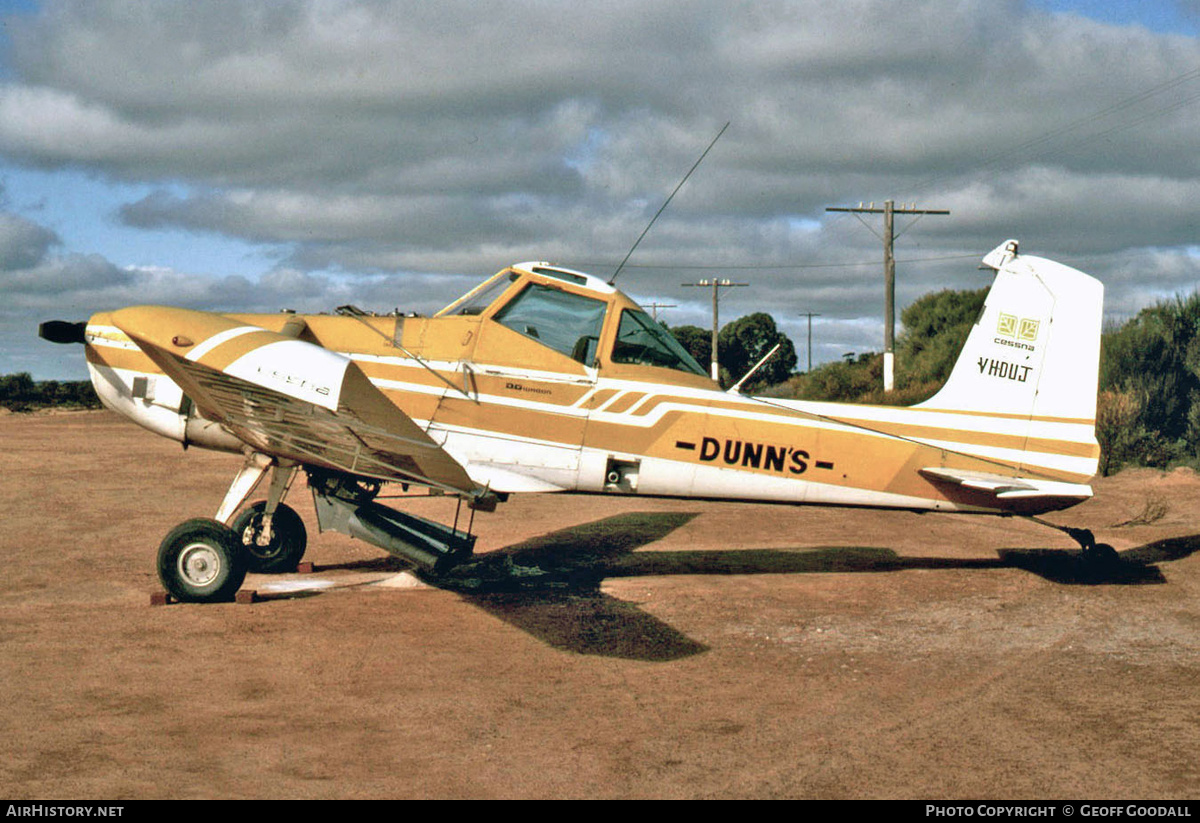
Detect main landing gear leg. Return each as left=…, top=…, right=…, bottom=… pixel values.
left=223, top=455, right=307, bottom=574
left=155, top=452, right=307, bottom=602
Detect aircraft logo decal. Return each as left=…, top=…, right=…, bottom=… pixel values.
left=997, top=312, right=1040, bottom=341
left=995, top=312, right=1041, bottom=352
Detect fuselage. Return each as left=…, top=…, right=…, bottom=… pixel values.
left=79, top=261, right=1100, bottom=516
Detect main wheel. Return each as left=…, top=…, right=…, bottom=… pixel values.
left=231, top=502, right=307, bottom=573
left=157, top=518, right=247, bottom=603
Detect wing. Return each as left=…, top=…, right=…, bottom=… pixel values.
left=110, top=306, right=478, bottom=495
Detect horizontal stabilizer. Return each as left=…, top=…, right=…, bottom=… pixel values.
left=920, top=467, right=1092, bottom=503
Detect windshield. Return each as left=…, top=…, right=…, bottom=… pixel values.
left=611, top=309, right=708, bottom=375
left=492, top=283, right=607, bottom=363
left=440, top=272, right=519, bottom=316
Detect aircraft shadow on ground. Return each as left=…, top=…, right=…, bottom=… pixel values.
left=304, top=514, right=1200, bottom=661
left=436, top=511, right=710, bottom=662
left=430, top=514, right=1200, bottom=660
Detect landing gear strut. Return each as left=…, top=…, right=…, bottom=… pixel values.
left=213, top=453, right=306, bottom=573
left=231, top=501, right=307, bottom=573
left=154, top=454, right=485, bottom=602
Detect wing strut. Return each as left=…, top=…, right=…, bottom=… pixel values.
left=338, top=310, right=477, bottom=401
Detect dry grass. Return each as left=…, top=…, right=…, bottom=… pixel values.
left=1112, top=492, right=1170, bottom=527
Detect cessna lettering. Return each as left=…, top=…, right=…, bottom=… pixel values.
left=994, top=336, right=1035, bottom=352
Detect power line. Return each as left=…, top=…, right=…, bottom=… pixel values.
left=812, top=65, right=1200, bottom=259
left=913, top=64, right=1200, bottom=196
left=643, top=302, right=677, bottom=321
left=568, top=253, right=980, bottom=272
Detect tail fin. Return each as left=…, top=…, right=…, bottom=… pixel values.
left=917, top=240, right=1103, bottom=481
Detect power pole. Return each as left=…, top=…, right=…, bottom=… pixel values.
left=798, top=311, right=821, bottom=373
left=681, top=278, right=749, bottom=382
left=644, top=302, right=677, bottom=322
left=825, top=200, right=949, bottom=391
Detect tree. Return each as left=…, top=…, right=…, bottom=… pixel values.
left=668, top=325, right=712, bottom=372
left=0, top=372, right=100, bottom=411
left=782, top=287, right=985, bottom=406
left=717, top=313, right=798, bottom=389
left=0, top=372, right=36, bottom=410
left=895, top=287, right=988, bottom=387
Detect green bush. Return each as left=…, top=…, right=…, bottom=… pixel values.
left=0, top=372, right=101, bottom=411
left=1097, top=293, right=1200, bottom=471
left=780, top=287, right=986, bottom=406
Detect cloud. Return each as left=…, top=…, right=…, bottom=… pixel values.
left=2, top=0, right=1200, bottom=378
left=0, top=211, right=57, bottom=270
left=0, top=203, right=492, bottom=377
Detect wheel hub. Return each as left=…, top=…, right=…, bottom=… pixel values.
left=178, top=542, right=221, bottom=586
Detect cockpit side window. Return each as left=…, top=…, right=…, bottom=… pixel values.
left=492, top=283, right=607, bottom=363
left=611, top=309, right=708, bottom=376
left=447, top=272, right=519, bottom=316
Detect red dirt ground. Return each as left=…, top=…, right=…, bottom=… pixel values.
left=3, top=410, right=1199, bottom=799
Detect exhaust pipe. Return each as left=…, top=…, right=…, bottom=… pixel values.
left=39, top=321, right=87, bottom=345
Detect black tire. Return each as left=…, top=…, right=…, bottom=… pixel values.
left=231, top=502, right=307, bottom=573
left=157, top=518, right=247, bottom=603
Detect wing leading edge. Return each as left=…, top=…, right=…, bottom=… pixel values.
left=110, top=306, right=478, bottom=495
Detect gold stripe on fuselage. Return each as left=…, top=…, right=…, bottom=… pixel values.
left=600, top=388, right=1096, bottom=464
left=86, top=303, right=1096, bottom=497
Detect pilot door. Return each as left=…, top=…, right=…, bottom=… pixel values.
left=428, top=281, right=603, bottom=490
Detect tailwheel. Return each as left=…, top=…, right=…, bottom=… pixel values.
left=1062, top=525, right=1121, bottom=567
left=1082, top=541, right=1121, bottom=568
left=231, top=501, right=307, bottom=573
left=157, top=518, right=247, bottom=603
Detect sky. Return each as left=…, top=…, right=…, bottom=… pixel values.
left=2, top=0, right=1200, bottom=380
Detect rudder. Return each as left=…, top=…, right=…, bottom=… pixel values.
left=917, top=240, right=1103, bottom=479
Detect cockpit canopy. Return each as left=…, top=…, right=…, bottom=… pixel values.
left=437, top=263, right=710, bottom=384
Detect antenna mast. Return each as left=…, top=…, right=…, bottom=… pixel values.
left=609, top=121, right=730, bottom=285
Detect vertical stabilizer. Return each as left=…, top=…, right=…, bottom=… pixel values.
left=917, top=240, right=1103, bottom=479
